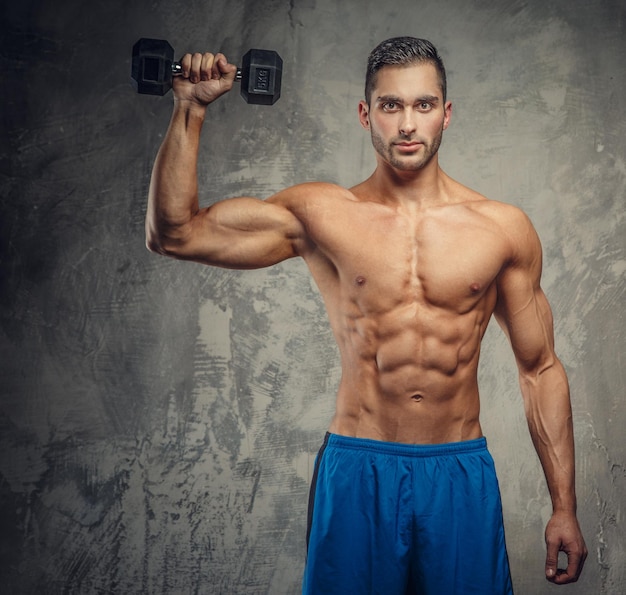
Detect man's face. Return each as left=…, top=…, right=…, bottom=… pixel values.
left=359, top=62, right=452, bottom=172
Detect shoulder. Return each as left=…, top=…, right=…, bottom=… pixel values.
left=268, top=182, right=355, bottom=208
left=265, top=182, right=359, bottom=231
left=253, top=182, right=353, bottom=241
left=463, top=194, right=528, bottom=224
left=465, top=198, right=541, bottom=261
left=440, top=177, right=532, bottom=230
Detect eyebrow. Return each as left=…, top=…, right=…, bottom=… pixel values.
left=417, top=95, right=440, bottom=104
left=376, top=95, right=402, bottom=103
left=376, top=94, right=440, bottom=104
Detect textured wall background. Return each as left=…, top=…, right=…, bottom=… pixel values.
left=1, top=0, right=624, bottom=593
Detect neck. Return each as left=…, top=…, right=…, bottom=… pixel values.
left=370, top=156, right=450, bottom=208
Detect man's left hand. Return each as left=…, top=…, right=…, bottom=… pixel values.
left=544, top=510, right=588, bottom=584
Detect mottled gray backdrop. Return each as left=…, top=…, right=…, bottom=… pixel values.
left=1, top=0, right=624, bottom=593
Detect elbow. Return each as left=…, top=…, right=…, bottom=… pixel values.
left=145, top=236, right=186, bottom=259
left=145, top=212, right=165, bottom=255
left=144, top=209, right=196, bottom=258
left=145, top=225, right=167, bottom=256
left=145, top=226, right=184, bottom=258
left=146, top=236, right=166, bottom=256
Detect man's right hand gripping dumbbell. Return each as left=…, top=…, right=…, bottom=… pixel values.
left=174, top=52, right=239, bottom=107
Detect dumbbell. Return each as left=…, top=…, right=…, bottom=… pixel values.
left=131, top=38, right=283, bottom=105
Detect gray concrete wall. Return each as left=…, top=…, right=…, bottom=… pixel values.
left=1, top=0, right=624, bottom=593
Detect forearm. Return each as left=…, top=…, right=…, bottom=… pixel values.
left=520, top=358, right=577, bottom=512
left=146, top=100, right=207, bottom=254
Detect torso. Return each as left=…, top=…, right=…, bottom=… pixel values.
left=283, top=176, right=516, bottom=444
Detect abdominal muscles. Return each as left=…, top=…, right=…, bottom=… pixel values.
left=330, top=299, right=487, bottom=443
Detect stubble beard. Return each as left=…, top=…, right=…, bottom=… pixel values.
left=371, top=127, right=443, bottom=172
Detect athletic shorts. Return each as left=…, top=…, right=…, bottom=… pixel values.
left=303, top=433, right=513, bottom=595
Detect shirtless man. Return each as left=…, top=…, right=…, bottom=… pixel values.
left=145, top=37, right=587, bottom=593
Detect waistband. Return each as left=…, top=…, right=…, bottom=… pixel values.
left=324, top=433, right=488, bottom=458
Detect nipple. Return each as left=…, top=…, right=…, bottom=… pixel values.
left=355, top=276, right=367, bottom=287
left=470, top=282, right=481, bottom=294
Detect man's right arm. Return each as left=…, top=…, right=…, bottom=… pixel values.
left=145, top=52, right=304, bottom=269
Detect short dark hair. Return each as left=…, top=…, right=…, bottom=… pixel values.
left=365, top=37, right=447, bottom=104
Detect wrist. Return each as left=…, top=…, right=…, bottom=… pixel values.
left=551, top=494, right=577, bottom=515
left=173, top=98, right=208, bottom=120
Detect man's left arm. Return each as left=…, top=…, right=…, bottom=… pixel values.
left=494, top=209, right=587, bottom=585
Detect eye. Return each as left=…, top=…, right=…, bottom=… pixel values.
left=382, top=101, right=400, bottom=112
left=417, top=101, right=432, bottom=111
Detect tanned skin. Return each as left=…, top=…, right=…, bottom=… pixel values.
left=146, top=51, right=587, bottom=584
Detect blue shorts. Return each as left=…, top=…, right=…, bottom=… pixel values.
left=303, top=434, right=513, bottom=594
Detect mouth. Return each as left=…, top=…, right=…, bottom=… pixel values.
left=394, top=141, right=423, bottom=152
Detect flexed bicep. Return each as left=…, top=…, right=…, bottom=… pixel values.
left=159, top=194, right=306, bottom=269
left=146, top=82, right=310, bottom=270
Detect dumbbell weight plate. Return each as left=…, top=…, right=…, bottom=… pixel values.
left=240, top=49, right=283, bottom=105
left=131, top=38, right=175, bottom=96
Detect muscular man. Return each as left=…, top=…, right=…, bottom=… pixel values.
left=146, top=37, right=587, bottom=593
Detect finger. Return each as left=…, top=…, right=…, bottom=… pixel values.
left=544, top=540, right=559, bottom=582
left=210, top=52, right=225, bottom=79
left=213, top=53, right=237, bottom=80
left=203, top=54, right=223, bottom=81
left=180, top=53, right=192, bottom=78
left=552, top=564, right=577, bottom=584
left=200, top=52, right=216, bottom=81
left=554, top=549, right=587, bottom=584
left=189, top=52, right=207, bottom=84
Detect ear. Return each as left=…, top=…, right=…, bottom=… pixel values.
left=442, top=100, right=452, bottom=131
left=358, top=100, right=370, bottom=130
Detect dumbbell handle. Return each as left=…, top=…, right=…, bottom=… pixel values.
left=171, top=62, right=243, bottom=82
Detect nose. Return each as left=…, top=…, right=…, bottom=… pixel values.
left=399, top=108, right=417, bottom=137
